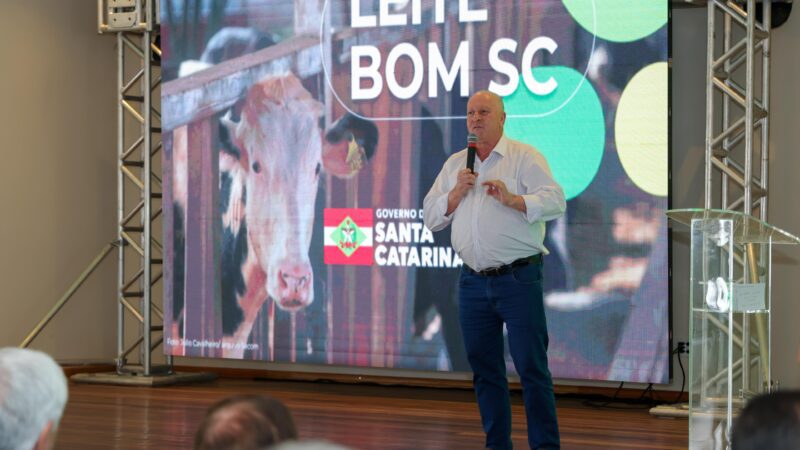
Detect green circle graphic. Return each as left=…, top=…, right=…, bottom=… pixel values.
left=615, top=62, right=668, bottom=197
left=504, top=66, right=605, bottom=200
left=562, top=0, right=667, bottom=43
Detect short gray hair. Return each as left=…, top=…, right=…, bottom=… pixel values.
left=0, top=348, right=68, bottom=450
left=269, top=440, right=354, bottom=450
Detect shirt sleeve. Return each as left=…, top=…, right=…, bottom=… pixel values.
left=518, top=150, right=566, bottom=224
left=423, top=162, right=455, bottom=232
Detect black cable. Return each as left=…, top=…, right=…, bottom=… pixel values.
left=581, top=382, right=625, bottom=408
left=638, top=383, right=655, bottom=403
left=672, top=350, right=686, bottom=404
left=578, top=344, right=687, bottom=410
left=642, top=345, right=686, bottom=405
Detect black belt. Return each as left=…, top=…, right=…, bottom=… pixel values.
left=463, top=254, right=542, bottom=277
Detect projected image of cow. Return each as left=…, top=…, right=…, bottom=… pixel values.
left=168, top=79, right=376, bottom=358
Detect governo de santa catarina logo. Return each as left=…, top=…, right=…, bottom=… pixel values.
left=324, top=208, right=373, bottom=265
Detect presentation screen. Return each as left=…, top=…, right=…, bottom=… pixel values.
left=161, top=0, right=670, bottom=384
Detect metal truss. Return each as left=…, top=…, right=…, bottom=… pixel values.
left=99, top=0, right=169, bottom=377
left=703, top=0, right=773, bottom=400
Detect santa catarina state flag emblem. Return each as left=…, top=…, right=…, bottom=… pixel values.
left=324, top=208, right=373, bottom=265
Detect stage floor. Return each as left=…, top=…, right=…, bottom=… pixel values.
left=55, top=378, right=688, bottom=449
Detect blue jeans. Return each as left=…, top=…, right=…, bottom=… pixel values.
left=458, top=262, right=560, bottom=450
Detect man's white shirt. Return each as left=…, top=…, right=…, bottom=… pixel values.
left=423, top=135, right=566, bottom=271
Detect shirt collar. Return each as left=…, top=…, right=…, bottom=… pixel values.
left=488, top=134, right=509, bottom=159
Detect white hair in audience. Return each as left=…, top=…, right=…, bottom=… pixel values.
left=0, top=348, right=68, bottom=450
left=269, top=439, right=354, bottom=450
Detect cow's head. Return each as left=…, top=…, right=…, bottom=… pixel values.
left=222, top=73, right=379, bottom=313
left=222, top=73, right=323, bottom=313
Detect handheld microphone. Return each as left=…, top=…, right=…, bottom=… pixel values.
left=466, top=133, right=477, bottom=173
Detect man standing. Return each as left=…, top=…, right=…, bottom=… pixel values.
left=423, top=91, right=565, bottom=449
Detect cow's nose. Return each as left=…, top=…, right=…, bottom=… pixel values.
left=278, top=269, right=311, bottom=293
left=279, top=269, right=309, bottom=291
left=276, top=262, right=313, bottom=310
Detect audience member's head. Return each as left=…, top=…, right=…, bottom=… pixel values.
left=0, top=347, right=68, bottom=450
left=269, top=440, right=353, bottom=450
left=195, top=394, right=298, bottom=450
left=731, top=391, right=800, bottom=450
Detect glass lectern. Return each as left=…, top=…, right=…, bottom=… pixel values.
left=667, top=209, right=800, bottom=449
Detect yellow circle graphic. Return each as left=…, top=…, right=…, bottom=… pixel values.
left=615, top=62, right=668, bottom=197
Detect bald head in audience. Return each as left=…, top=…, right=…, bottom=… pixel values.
left=0, top=347, right=68, bottom=450
left=195, top=395, right=298, bottom=450
left=269, top=440, right=353, bottom=450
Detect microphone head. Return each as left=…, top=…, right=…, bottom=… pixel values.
left=466, top=133, right=477, bottom=172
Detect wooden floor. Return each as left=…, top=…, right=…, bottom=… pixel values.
left=55, top=378, right=688, bottom=449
